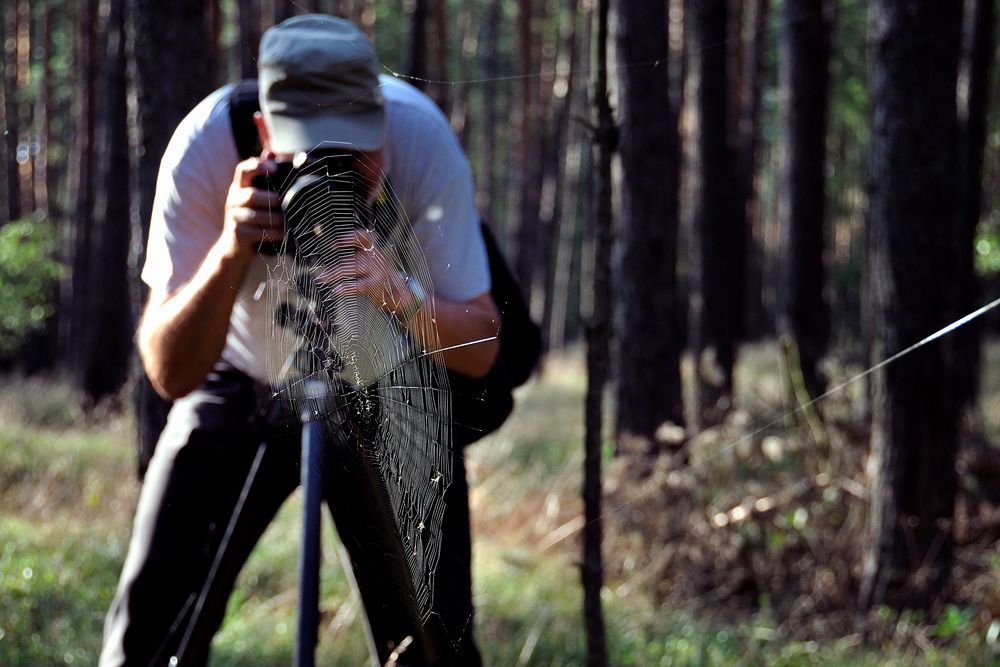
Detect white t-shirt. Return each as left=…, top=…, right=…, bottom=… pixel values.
left=141, top=75, right=490, bottom=383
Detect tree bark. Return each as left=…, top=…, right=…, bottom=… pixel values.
left=515, top=0, right=544, bottom=295
left=953, top=0, right=996, bottom=411
left=127, top=0, right=215, bottom=473
left=736, top=0, right=770, bottom=340
left=408, top=0, right=428, bottom=86
left=15, top=0, right=33, bottom=216
left=80, top=0, right=132, bottom=401
left=238, top=0, right=262, bottom=79
left=860, top=0, right=963, bottom=612
left=583, top=2, right=612, bottom=665
left=539, top=0, right=579, bottom=350
left=612, top=0, right=685, bottom=448
left=63, top=0, right=100, bottom=372
left=778, top=0, right=832, bottom=399
left=0, top=0, right=17, bottom=223
left=692, top=0, right=740, bottom=424
left=479, top=0, right=501, bottom=226
left=32, top=3, right=52, bottom=219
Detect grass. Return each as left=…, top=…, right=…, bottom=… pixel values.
left=2, top=343, right=1000, bottom=665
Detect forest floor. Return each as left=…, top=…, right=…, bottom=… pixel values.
left=1, top=340, right=999, bottom=666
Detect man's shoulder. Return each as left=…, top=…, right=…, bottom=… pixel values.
left=379, top=75, right=452, bottom=134
left=163, top=85, right=238, bottom=169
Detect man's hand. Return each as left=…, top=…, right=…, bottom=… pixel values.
left=313, top=228, right=422, bottom=321
left=222, top=158, right=285, bottom=257
left=139, top=158, right=286, bottom=399
left=308, top=227, right=500, bottom=377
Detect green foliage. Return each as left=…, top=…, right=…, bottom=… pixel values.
left=0, top=218, right=63, bottom=356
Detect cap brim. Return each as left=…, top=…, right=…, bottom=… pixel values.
left=267, top=105, right=385, bottom=154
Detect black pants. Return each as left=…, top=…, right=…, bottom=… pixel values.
left=100, top=364, right=481, bottom=666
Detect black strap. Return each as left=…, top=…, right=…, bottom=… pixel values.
left=229, top=79, right=262, bottom=160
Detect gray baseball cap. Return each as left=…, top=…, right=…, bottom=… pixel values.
left=258, top=15, right=385, bottom=153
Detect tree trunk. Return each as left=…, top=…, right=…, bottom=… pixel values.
left=408, top=0, right=428, bottom=86
left=583, top=2, right=612, bottom=665
left=954, top=0, right=996, bottom=411
left=539, top=0, right=579, bottom=350
left=692, top=0, right=740, bottom=424
left=860, top=0, right=963, bottom=612
left=736, top=0, right=770, bottom=340
left=515, top=0, right=543, bottom=294
left=80, top=0, right=132, bottom=401
left=479, top=0, right=501, bottom=226
left=63, top=0, right=100, bottom=372
left=238, top=0, right=262, bottom=79
left=15, top=0, right=33, bottom=217
left=32, top=3, right=51, bottom=219
left=1, top=0, right=20, bottom=222
left=778, top=0, right=832, bottom=399
left=430, top=0, right=449, bottom=112
left=449, top=2, right=476, bottom=146
left=127, top=0, right=215, bottom=474
left=612, top=0, right=685, bottom=449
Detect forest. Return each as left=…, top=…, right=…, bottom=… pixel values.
left=2, top=0, right=1000, bottom=664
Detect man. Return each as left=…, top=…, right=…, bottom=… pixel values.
left=101, top=15, right=498, bottom=666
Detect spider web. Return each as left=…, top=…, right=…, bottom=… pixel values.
left=255, top=145, right=452, bottom=622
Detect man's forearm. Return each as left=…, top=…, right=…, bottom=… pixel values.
left=139, top=240, right=252, bottom=399
left=408, top=293, right=500, bottom=379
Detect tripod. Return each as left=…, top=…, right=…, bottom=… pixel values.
left=296, top=377, right=329, bottom=667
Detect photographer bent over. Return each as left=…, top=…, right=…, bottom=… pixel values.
left=100, top=15, right=498, bottom=667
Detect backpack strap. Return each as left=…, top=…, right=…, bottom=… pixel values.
left=229, top=79, right=262, bottom=160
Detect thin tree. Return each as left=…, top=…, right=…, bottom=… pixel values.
left=539, top=0, right=580, bottom=349
left=407, top=0, right=428, bottom=86
left=479, top=0, right=501, bottom=226
left=0, top=0, right=17, bottom=223
left=238, top=0, right=262, bottom=79
left=736, top=0, right=770, bottom=340
left=515, top=0, right=544, bottom=293
left=778, top=0, right=832, bottom=399
left=612, top=0, right=685, bottom=450
left=80, top=0, right=132, bottom=401
left=63, top=0, right=100, bottom=371
left=691, top=0, right=741, bottom=426
left=860, top=0, right=964, bottom=612
left=582, top=0, right=613, bottom=663
left=953, top=0, right=996, bottom=413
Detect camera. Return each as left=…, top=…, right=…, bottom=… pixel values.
left=252, top=151, right=367, bottom=256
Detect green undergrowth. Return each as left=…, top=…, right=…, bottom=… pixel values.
left=2, top=344, right=1000, bottom=665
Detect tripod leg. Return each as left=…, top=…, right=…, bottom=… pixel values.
left=296, top=417, right=324, bottom=667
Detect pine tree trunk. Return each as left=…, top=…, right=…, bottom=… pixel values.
left=953, top=0, right=996, bottom=411
left=2, top=0, right=20, bottom=222
left=238, top=0, right=262, bottom=79
left=408, top=0, right=428, bottom=85
left=860, top=0, right=963, bottom=612
left=583, top=2, right=612, bottom=664
left=539, top=0, right=579, bottom=350
left=736, top=0, right=769, bottom=340
left=612, top=0, right=685, bottom=449
left=692, top=0, right=740, bottom=423
left=479, top=0, right=501, bottom=226
left=81, top=0, right=132, bottom=401
left=15, top=0, right=33, bottom=216
left=32, top=4, right=51, bottom=219
left=515, top=0, right=543, bottom=294
left=64, top=0, right=100, bottom=372
left=127, top=0, right=215, bottom=474
left=778, top=0, right=832, bottom=399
